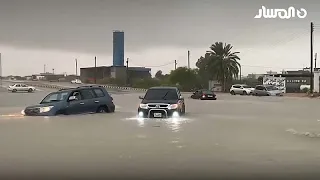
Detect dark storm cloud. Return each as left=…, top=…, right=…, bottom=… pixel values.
left=0, top=0, right=318, bottom=54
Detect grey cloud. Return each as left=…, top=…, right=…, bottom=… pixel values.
left=0, top=0, right=318, bottom=55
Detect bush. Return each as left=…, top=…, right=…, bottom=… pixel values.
left=301, top=87, right=309, bottom=93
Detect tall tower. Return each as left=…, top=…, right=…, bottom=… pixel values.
left=113, top=31, right=124, bottom=66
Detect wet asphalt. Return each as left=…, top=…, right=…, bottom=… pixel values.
left=1, top=82, right=320, bottom=179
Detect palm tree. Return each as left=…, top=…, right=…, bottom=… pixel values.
left=206, top=42, right=240, bottom=91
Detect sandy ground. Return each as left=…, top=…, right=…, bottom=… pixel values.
left=0, top=82, right=320, bottom=179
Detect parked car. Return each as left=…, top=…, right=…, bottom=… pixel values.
left=230, top=84, right=255, bottom=95
left=8, top=84, right=36, bottom=93
left=137, top=86, right=185, bottom=118
left=191, top=89, right=216, bottom=100
left=71, top=79, right=82, bottom=84
left=252, top=85, right=283, bottom=96
left=23, top=86, right=115, bottom=116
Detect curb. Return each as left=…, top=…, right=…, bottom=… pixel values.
left=24, top=83, right=148, bottom=92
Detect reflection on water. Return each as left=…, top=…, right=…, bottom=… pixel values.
left=124, top=115, right=192, bottom=132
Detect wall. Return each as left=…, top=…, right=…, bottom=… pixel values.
left=80, top=67, right=111, bottom=82
left=314, top=71, right=320, bottom=92
left=113, top=31, right=124, bottom=66
left=263, top=76, right=286, bottom=93
left=285, top=77, right=310, bottom=93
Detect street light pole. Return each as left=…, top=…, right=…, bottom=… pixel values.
left=126, top=58, right=129, bottom=85
left=94, top=56, right=97, bottom=84
left=75, top=59, right=78, bottom=76
left=0, top=53, right=2, bottom=87
left=310, top=22, right=314, bottom=92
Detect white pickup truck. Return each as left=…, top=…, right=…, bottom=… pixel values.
left=8, top=84, right=36, bottom=93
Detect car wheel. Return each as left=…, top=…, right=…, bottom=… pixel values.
left=249, top=92, right=253, bottom=95
left=230, top=90, right=235, bottom=95
left=12, top=89, right=17, bottom=93
left=181, top=105, right=186, bottom=115
left=242, top=91, right=247, bottom=95
left=96, top=106, right=108, bottom=113
left=28, top=88, right=33, bottom=92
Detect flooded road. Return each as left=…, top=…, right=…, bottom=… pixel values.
left=1, top=86, right=320, bottom=179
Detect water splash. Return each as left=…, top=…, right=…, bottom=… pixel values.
left=124, top=116, right=193, bottom=131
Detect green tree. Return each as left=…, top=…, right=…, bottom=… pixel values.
left=169, top=67, right=199, bottom=91
left=155, top=70, right=164, bottom=79
left=131, top=78, right=161, bottom=89
left=196, top=53, right=211, bottom=88
left=206, top=42, right=240, bottom=91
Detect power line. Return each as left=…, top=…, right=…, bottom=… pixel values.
left=240, top=29, right=309, bottom=56
left=130, top=60, right=176, bottom=68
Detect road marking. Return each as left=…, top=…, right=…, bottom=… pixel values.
left=0, top=113, right=24, bottom=117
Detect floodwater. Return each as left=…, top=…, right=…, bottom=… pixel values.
left=1, top=85, right=320, bottom=179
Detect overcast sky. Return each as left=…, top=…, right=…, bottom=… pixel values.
left=0, top=0, right=320, bottom=76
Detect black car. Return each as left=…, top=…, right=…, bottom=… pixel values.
left=137, top=86, right=186, bottom=118
left=191, top=89, right=216, bottom=100
left=23, top=85, right=115, bottom=116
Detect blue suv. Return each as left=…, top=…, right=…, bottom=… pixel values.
left=23, top=86, right=115, bottom=116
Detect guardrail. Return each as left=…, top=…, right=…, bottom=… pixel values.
left=18, top=81, right=148, bottom=92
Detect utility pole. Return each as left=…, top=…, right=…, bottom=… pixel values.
left=126, top=58, right=129, bottom=85
left=75, top=59, right=78, bottom=76
left=174, top=60, right=177, bottom=70
left=315, top=53, right=317, bottom=69
left=187, top=50, right=190, bottom=69
left=0, top=53, right=2, bottom=87
left=44, top=64, right=46, bottom=73
left=310, top=22, right=314, bottom=92
left=94, top=56, right=97, bottom=84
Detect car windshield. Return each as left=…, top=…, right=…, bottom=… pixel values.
left=41, top=92, right=69, bottom=104
left=266, top=86, right=278, bottom=91
left=143, top=89, right=178, bottom=100
left=202, top=90, right=213, bottom=94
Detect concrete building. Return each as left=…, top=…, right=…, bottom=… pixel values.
left=32, top=73, right=65, bottom=81
left=80, top=66, right=151, bottom=83
left=80, top=31, right=151, bottom=83
left=113, top=31, right=124, bottom=66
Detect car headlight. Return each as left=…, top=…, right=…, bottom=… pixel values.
left=139, top=104, right=148, bottom=109
left=39, top=106, right=54, bottom=113
left=168, top=104, right=178, bottom=110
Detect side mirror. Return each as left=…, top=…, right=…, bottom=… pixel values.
left=68, top=96, right=77, bottom=101
left=139, top=96, right=144, bottom=99
left=179, top=95, right=184, bottom=100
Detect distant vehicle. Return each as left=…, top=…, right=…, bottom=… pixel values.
left=252, top=85, right=283, bottom=96
left=71, top=79, right=82, bottom=84
left=137, top=86, right=185, bottom=118
left=230, top=84, right=255, bottom=95
left=23, top=86, right=115, bottom=116
left=191, top=89, right=216, bottom=100
left=8, top=84, right=35, bottom=93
